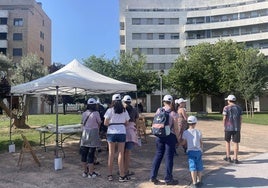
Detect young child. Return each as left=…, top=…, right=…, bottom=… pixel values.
left=182, top=116, right=203, bottom=188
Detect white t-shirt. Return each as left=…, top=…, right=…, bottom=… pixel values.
left=104, top=108, right=130, bottom=134
left=182, top=128, right=202, bottom=152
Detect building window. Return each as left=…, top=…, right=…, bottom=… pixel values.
left=147, top=48, right=153, bottom=55
left=158, top=18, right=164, bottom=25
left=40, top=57, right=44, bottom=65
left=147, top=33, right=153, bottom=40
left=13, top=33, right=23, bottom=40
left=0, top=48, right=7, bottom=55
left=171, top=33, right=179, bottom=39
left=146, top=18, right=153, bottom=25
left=120, top=35, right=125, bottom=45
left=170, top=18, right=179, bottom=24
left=0, top=18, right=7, bottom=25
left=14, top=18, right=23, bottom=26
left=132, top=18, right=141, bottom=25
left=120, top=22, right=124, bottom=30
left=40, top=31, right=44, bottom=39
left=132, top=33, right=141, bottom=40
left=40, top=44, right=44, bottom=52
left=171, top=48, right=180, bottom=54
left=147, top=63, right=154, bottom=70
left=159, top=63, right=165, bottom=70
left=13, top=48, right=22, bottom=56
left=132, top=48, right=141, bottom=54
left=0, top=33, right=7, bottom=40
left=159, top=48, right=165, bottom=55
left=159, top=34, right=165, bottom=39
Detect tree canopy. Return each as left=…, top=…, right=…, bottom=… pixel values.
left=83, top=53, right=159, bottom=97
left=11, top=53, right=48, bottom=85
left=167, top=40, right=268, bottom=104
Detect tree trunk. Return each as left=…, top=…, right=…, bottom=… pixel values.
left=0, top=96, right=30, bottom=129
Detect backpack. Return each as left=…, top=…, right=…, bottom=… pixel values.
left=151, top=108, right=171, bottom=137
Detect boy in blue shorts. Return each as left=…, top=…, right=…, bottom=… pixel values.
left=182, top=116, right=203, bottom=188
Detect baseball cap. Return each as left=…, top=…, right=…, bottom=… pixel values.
left=187, top=115, right=197, bottom=124
left=163, top=95, right=173, bottom=102
left=87, top=98, right=97, bottom=104
left=122, top=95, right=132, bottom=102
left=175, top=98, right=187, bottom=104
left=225, top=94, right=236, bottom=101
left=112, top=94, right=121, bottom=101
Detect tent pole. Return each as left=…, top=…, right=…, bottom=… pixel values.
left=9, top=94, right=13, bottom=143
left=55, top=86, right=59, bottom=158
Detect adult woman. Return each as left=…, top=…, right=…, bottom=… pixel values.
left=149, top=95, right=180, bottom=185
left=80, top=98, right=102, bottom=178
left=175, top=98, right=188, bottom=153
left=104, top=94, right=130, bottom=182
left=122, top=95, right=139, bottom=177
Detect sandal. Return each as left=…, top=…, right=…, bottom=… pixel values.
left=107, top=175, right=113, bottom=181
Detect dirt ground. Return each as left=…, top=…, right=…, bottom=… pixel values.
left=0, top=117, right=267, bottom=188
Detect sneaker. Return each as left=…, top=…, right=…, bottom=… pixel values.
left=233, top=159, right=240, bottom=164
left=196, top=181, right=203, bottom=187
left=88, top=172, right=100, bottom=178
left=119, top=176, right=129, bottom=182
left=223, top=156, right=232, bottom=163
left=189, top=184, right=197, bottom=188
left=149, top=178, right=160, bottom=185
left=82, top=172, right=88, bottom=177
left=107, top=175, right=113, bottom=181
left=165, top=179, right=178, bottom=185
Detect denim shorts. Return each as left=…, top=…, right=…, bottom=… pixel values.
left=106, top=134, right=126, bottom=143
left=125, top=142, right=134, bottom=150
left=187, top=150, right=204, bottom=172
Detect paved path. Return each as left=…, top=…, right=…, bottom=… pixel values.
left=202, top=153, right=268, bottom=187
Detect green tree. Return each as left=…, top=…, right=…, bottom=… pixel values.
left=7, top=53, right=48, bottom=128
left=167, top=43, right=221, bottom=99
left=236, top=48, right=268, bottom=115
left=167, top=40, right=268, bottom=114
left=83, top=55, right=118, bottom=78
left=11, top=53, right=48, bottom=85
left=118, top=52, right=159, bottom=97
left=83, top=53, right=159, bottom=97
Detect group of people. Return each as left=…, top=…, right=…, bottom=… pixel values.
left=79, top=93, right=242, bottom=187
left=80, top=94, right=139, bottom=182
left=149, top=94, right=203, bottom=187
left=150, top=94, right=242, bottom=188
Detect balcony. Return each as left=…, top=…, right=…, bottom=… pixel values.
left=0, top=40, right=7, bottom=48
left=0, top=25, right=8, bottom=33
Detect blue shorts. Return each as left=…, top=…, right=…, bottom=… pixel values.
left=187, top=150, right=204, bottom=172
left=125, top=142, right=134, bottom=150
left=106, top=134, right=126, bottom=143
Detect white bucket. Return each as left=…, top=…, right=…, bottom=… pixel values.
left=9, top=144, right=15, bottom=153
left=54, top=157, right=63, bottom=170
left=137, top=138, right=142, bottom=147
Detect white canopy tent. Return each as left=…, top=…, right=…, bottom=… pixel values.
left=11, top=59, right=137, bottom=95
left=11, top=59, right=137, bottom=168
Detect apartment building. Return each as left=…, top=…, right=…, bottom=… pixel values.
left=0, top=0, right=51, bottom=66
left=120, top=0, right=268, bottom=112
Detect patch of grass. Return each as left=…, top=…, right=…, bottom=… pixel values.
left=207, top=112, right=268, bottom=125
left=0, top=114, right=81, bottom=153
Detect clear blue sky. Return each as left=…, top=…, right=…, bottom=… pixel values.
left=38, top=0, right=119, bottom=64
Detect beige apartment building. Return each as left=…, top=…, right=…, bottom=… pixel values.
left=0, top=0, right=51, bottom=66
left=120, top=0, right=268, bottom=112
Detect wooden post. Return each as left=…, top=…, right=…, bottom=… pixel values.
left=17, top=134, right=41, bottom=169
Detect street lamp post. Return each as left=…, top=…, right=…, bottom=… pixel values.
left=158, top=70, right=164, bottom=105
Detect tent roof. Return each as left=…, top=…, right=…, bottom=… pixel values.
left=11, top=59, right=137, bottom=95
